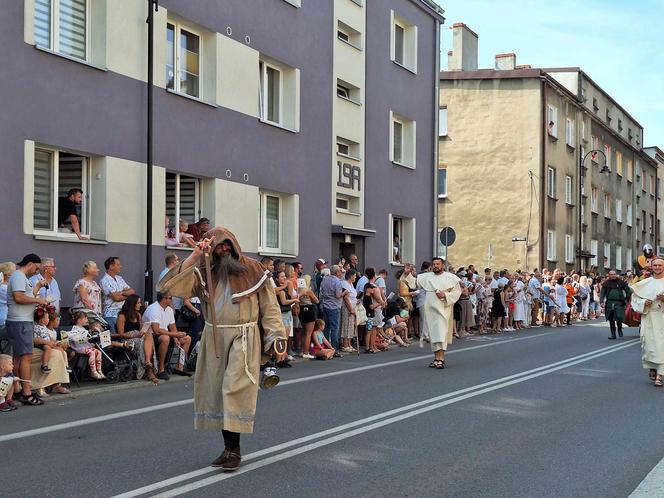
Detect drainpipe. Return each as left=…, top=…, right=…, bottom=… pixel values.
left=145, top=0, right=158, bottom=303
left=433, top=18, right=441, bottom=258
left=539, top=77, right=546, bottom=269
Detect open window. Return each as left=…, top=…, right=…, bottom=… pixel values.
left=165, top=172, right=202, bottom=242
left=259, top=57, right=300, bottom=131
left=336, top=78, right=361, bottom=105
left=389, top=214, right=415, bottom=265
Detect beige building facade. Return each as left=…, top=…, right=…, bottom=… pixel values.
left=438, top=24, right=658, bottom=273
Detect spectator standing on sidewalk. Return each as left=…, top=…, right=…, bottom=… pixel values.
left=340, top=269, right=359, bottom=353
left=100, top=257, right=135, bottom=332
left=528, top=271, right=543, bottom=326
left=30, top=258, right=61, bottom=313
left=6, top=254, right=48, bottom=406
left=73, top=261, right=102, bottom=314
left=319, top=265, right=346, bottom=354
left=0, top=262, right=16, bottom=354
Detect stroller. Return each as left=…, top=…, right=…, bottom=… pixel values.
left=67, top=308, right=139, bottom=384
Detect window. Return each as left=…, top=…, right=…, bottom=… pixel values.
left=591, top=136, right=600, bottom=161
left=650, top=214, right=655, bottom=235
left=337, top=20, right=362, bottom=49
left=626, top=248, right=633, bottom=271
left=627, top=160, right=634, bottom=182
left=166, top=23, right=200, bottom=98
left=616, top=246, right=622, bottom=270
left=438, top=166, right=447, bottom=198
left=438, top=107, right=448, bottom=137
left=590, top=187, right=598, bottom=213
left=389, top=215, right=415, bottom=264
left=603, top=192, right=611, bottom=218
left=33, top=148, right=90, bottom=236
left=390, top=111, right=416, bottom=168
left=565, top=118, right=575, bottom=147
left=336, top=137, right=360, bottom=160
left=616, top=151, right=623, bottom=177
left=658, top=178, right=662, bottom=200
left=628, top=128, right=633, bottom=140
left=258, top=57, right=299, bottom=131
left=626, top=203, right=633, bottom=227
left=547, top=106, right=558, bottom=138
left=603, top=144, right=612, bottom=171
left=565, top=234, right=574, bottom=263
left=336, top=194, right=360, bottom=214
left=650, top=175, right=656, bottom=195
left=606, top=108, right=612, bottom=125
left=336, top=78, right=361, bottom=104
left=590, top=240, right=598, bottom=266
left=615, top=199, right=623, bottom=223
left=34, top=0, right=88, bottom=60
left=260, top=193, right=281, bottom=252
left=547, top=230, right=556, bottom=261
left=603, top=242, right=611, bottom=268
left=581, top=120, right=586, bottom=141
left=390, top=11, right=418, bottom=73
left=642, top=170, right=647, bottom=192
left=642, top=210, right=647, bottom=233
left=165, top=172, right=201, bottom=240
left=593, top=97, right=599, bottom=112
left=618, top=119, right=623, bottom=131
left=564, top=175, right=573, bottom=204
left=547, top=167, right=556, bottom=198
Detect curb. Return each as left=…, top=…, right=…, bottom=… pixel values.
left=52, top=375, right=191, bottom=401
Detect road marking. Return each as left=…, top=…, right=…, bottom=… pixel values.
left=629, top=455, right=664, bottom=497
left=0, top=333, right=550, bottom=443
left=111, top=340, right=637, bottom=498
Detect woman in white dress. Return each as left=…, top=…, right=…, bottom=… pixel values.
left=512, top=278, right=526, bottom=329
left=554, top=276, right=570, bottom=326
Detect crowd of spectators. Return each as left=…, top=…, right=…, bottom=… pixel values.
left=0, top=245, right=633, bottom=413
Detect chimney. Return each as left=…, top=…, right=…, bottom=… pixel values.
left=448, top=23, right=478, bottom=71
left=495, top=53, right=516, bottom=70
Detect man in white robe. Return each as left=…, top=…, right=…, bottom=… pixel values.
left=630, top=258, right=664, bottom=386
left=417, top=257, right=462, bottom=369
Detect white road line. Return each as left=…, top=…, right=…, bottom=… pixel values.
left=629, top=455, right=664, bottom=497
left=0, top=333, right=550, bottom=443
left=111, top=340, right=636, bottom=498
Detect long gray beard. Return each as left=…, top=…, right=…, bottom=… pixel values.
left=214, top=254, right=246, bottom=283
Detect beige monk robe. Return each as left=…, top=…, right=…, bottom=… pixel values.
left=159, top=228, right=286, bottom=433
left=416, top=271, right=462, bottom=351
left=631, top=276, right=664, bottom=375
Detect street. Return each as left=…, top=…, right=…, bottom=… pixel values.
left=3, top=321, right=663, bottom=498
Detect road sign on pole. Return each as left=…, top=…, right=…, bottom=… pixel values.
left=439, top=227, right=456, bottom=271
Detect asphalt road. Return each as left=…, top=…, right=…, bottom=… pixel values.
left=2, top=320, right=662, bottom=498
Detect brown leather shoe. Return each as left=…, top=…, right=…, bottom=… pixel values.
left=211, top=448, right=242, bottom=471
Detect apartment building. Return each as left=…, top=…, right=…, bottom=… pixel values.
left=438, top=23, right=657, bottom=272
left=643, top=146, right=664, bottom=254
left=2, top=0, right=444, bottom=305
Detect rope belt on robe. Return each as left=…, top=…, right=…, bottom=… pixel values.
left=205, top=321, right=258, bottom=385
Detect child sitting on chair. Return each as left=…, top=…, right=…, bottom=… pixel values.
left=0, top=354, right=16, bottom=412
left=69, top=311, right=106, bottom=380
left=33, top=305, right=64, bottom=374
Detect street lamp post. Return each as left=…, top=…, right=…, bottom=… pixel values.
left=578, top=148, right=609, bottom=272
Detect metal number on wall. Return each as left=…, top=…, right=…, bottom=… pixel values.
left=337, top=161, right=361, bottom=192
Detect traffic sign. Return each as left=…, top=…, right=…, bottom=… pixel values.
left=439, top=226, right=456, bottom=246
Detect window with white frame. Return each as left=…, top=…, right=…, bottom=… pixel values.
left=591, top=136, right=600, bottom=159
left=615, top=198, right=623, bottom=223
left=616, top=245, right=622, bottom=270
left=581, top=120, right=586, bottom=141
left=390, top=214, right=415, bottom=264
left=259, top=61, right=281, bottom=125
left=616, top=151, right=623, bottom=176
left=627, top=159, right=634, bottom=182
left=336, top=136, right=360, bottom=160
left=547, top=105, right=558, bottom=138
left=604, top=144, right=612, bottom=171
left=165, top=172, right=202, bottom=240
left=337, top=20, right=362, bottom=49
left=390, top=111, right=416, bottom=168
left=603, top=242, right=611, bottom=268
left=390, top=11, right=418, bottom=73
left=591, top=187, right=598, bottom=212
left=650, top=214, right=655, bottom=234
left=590, top=239, right=598, bottom=266
left=260, top=193, right=281, bottom=252
left=565, top=118, right=575, bottom=147
left=603, top=192, right=611, bottom=218
left=650, top=175, right=656, bottom=195
left=34, top=0, right=88, bottom=60
left=33, top=148, right=90, bottom=236
left=438, top=166, right=447, bottom=198
left=335, top=193, right=360, bottom=215
left=166, top=23, right=200, bottom=98
left=547, top=167, right=556, bottom=198
left=626, top=203, right=633, bottom=226
left=336, top=78, right=361, bottom=105
left=259, top=57, right=299, bottom=130
left=439, top=107, right=448, bottom=137
left=565, top=234, right=574, bottom=263
left=547, top=230, right=556, bottom=261
left=626, top=248, right=633, bottom=270
left=564, top=175, right=573, bottom=204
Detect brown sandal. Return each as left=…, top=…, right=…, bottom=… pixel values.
left=145, top=363, right=159, bottom=385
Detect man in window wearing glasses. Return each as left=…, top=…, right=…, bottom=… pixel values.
left=57, top=188, right=89, bottom=240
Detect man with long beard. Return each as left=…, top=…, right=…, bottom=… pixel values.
left=416, top=257, right=461, bottom=369
left=159, top=227, right=286, bottom=471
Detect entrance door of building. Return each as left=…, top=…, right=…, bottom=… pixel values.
left=331, top=234, right=365, bottom=269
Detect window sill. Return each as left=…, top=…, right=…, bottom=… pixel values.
left=166, top=88, right=218, bottom=108
left=392, top=161, right=415, bottom=170
left=337, top=152, right=362, bottom=162
left=565, top=202, right=575, bottom=207
left=350, top=0, right=363, bottom=6
left=390, top=262, right=405, bottom=267
left=34, top=234, right=107, bottom=245
left=34, top=45, right=107, bottom=72
left=337, top=37, right=363, bottom=52
left=165, top=245, right=194, bottom=252
left=566, top=144, right=575, bottom=151
left=547, top=259, right=558, bottom=263
left=259, top=119, right=298, bottom=134
left=337, top=95, right=362, bottom=107
left=257, top=251, right=297, bottom=259
left=438, top=194, right=448, bottom=199
left=336, top=208, right=361, bottom=217
left=548, top=134, right=558, bottom=141
left=282, top=0, right=301, bottom=7
left=391, top=60, right=417, bottom=75
left=547, top=195, right=558, bottom=201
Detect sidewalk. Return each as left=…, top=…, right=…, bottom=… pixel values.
left=50, top=375, right=191, bottom=401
